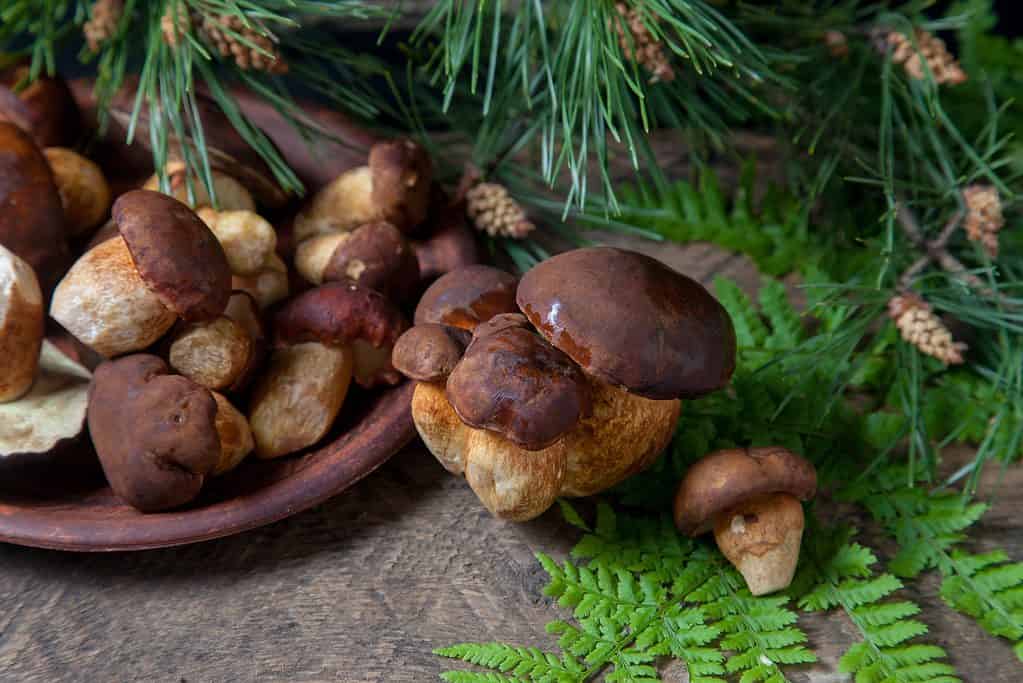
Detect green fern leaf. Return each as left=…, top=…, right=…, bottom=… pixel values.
left=714, top=277, right=769, bottom=350
left=758, top=278, right=804, bottom=350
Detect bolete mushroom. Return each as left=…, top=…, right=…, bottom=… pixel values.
left=51, top=190, right=231, bottom=357
left=673, top=447, right=818, bottom=595
left=0, top=340, right=92, bottom=464
left=0, top=121, right=71, bottom=297
left=392, top=323, right=472, bottom=382
left=144, top=161, right=256, bottom=212
left=0, top=63, right=78, bottom=148
left=87, top=354, right=222, bottom=512
left=43, top=147, right=111, bottom=236
left=0, top=245, right=44, bottom=403
left=294, top=221, right=419, bottom=299
left=402, top=248, right=735, bottom=521
left=273, top=281, right=408, bottom=389
left=211, top=391, right=255, bottom=476
left=231, top=252, right=290, bottom=310
left=414, top=265, right=519, bottom=330
left=411, top=201, right=481, bottom=282
left=293, top=139, right=432, bottom=241
left=196, top=207, right=278, bottom=276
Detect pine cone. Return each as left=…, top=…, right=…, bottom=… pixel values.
left=199, top=13, right=288, bottom=74
left=962, top=185, right=1004, bottom=258
left=885, top=29, right=967, bottom=86
left=84, top=0, right=123, bottom=52
left=888, top=294, right=966, bottom=365
left=161, top=4, right=192, bottom=49
left=465, top=183, right=536, bottom=240
left=612, top=2, right=676, bottom=84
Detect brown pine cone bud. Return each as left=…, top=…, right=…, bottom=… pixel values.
left=612, top=2, right=676, bottom=84
left=962, top=185, right=1004, bottom=258
left=161, top=4, right=192, bottom=48
left=199, top=13, right=288, bottom=74
left=888, top=294, right=966, bottom=365
left=84, top=0, right=124, bottom=52
left=885, top=29, right=966, bottom=86
left=824, top=31, right=849, bottom=58
left=465, top=183, right=536, bottom=240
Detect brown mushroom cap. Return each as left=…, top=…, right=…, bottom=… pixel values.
left=0, top=64, right=79, bottom=148
left=369, top=139, right=432, bottom=233
left=87, top=354, right=221, bottom=512
left=113, top=190, right=232, bottom=322
left=414, top=265, right=518, bottom=330
left=673, top=447, right=817, bottom=536
left=412, top=193, right=481, bottom=282
left=322, top=221, right=420, bottom=298
left=517, top=247, right=736, bottom=400
left=0, top=122, right=70, bottom=297
left=392, top=324, right=472, bottom=382
left=469, top=312, right=530, bottom=342
left=446, top=325, right=592, bottom=451
left=275, top=280, right=407, bottom=351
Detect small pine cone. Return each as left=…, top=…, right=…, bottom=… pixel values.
left=84, top=0, right=123, bottom=52
left=199, top=13, right=288, bottom=74
left=465, top=183, right=536, bottom=240
left=885, top=30, right=967, bottom=86
left=888, top=294, right=966, bottom=365
left=612, top=3, right=676, bottom=84
left=962, top=185, right=1004, bottom=258
left=161, top=4, right=192, bottom=48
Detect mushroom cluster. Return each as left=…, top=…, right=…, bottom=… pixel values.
left=393, top=248, right=737, bottom=521
left=0, top=64, right=484, bottom=513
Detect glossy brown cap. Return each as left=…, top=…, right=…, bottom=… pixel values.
left=391, top=324, right=472, bottom=382
left=517, top=247, right=736, bottom=400
left=673, top=447, right=817, bottom=536
left=414, top=265, right=518, bottom=331
left=446, top=325, right=591, bottom=451
left=113, top=190, right=231, bottom=322
left=87, top=354, right=221, bottom=512
left=323, top=221, right=420, bottom=299
left=0, top=64, right=79, bottom=148
left=274, top=280, right=408, bottom=351
left=369, top=139, right=432, bottom=233
left=0, top=122, right=70, bottom=297
left=469, top=312, right=531, bottom=343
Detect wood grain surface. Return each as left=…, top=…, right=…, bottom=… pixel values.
left=1, top=238, right=1019, bottom=682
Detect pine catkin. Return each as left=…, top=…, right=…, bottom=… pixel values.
left=612, top=2, right=676, bottom=84
left=83, top=0, right=123, bottom=52
left=465, top=183, right=536, bottom=240
left=885, top=29, right=967, bottom=85
left=962, top=185, right=1004, bottom=258
left=200, top=13, right=288, bottom=74
left=888, top=294, right=966, bottom=365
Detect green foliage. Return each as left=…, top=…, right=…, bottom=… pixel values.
left=797, top=528, right=959, bottom=682
left=848, top=468, right=1023, bottom=660
left=438, top=504, right=814, bottom=682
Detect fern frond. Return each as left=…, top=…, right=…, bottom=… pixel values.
left=797, top=528, right=959, bottom=683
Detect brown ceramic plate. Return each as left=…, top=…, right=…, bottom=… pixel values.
left=0, top=382, right=415, bottom=551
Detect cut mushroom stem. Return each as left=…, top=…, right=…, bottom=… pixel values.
left=712, top=492, right=805, bottom=596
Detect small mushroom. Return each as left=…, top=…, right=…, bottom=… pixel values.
left=414, top=265, right=519, bottom=330
left=196, top=207, right=277, bottom=276
left=249, top=342, right=353, bottom=460
left=231, top=253, right=289, bottom=310
left=43, top=147, right=111, bottom=236
left=211, top=391, right=254, bottom=475
left=274, top=281, right=408, bottom=388
left=144, top=161, right=256, bottom=212
left=0, top=63, right=78, bottom=148
left=411, top=202, right=481, bottom=282
left=294, top=221, right=419, bottom=299
left=87, top=354, right=222, bottom=512
left=293, top=139, right=433, bottom=241
left=0, top=121, right=71, bottom=297
left=391, top=324, right=472, bottom=382
left=51, top=190, right=231, bottom=357
left=674, top=447, right=818, bottom=595
left=0, top=245, right=44, bottom=403
left=0, top=340, right=92, bottom=463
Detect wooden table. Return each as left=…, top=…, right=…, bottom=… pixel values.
left=1, top=239, right=1019, bottom=682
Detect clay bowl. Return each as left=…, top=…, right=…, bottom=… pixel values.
left=0, top=382, right=415, bottom=551
left=0, top=85, right=417, bottom=551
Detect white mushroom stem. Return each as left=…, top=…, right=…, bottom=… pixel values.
left=712, top=492, right=805, bottom=596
